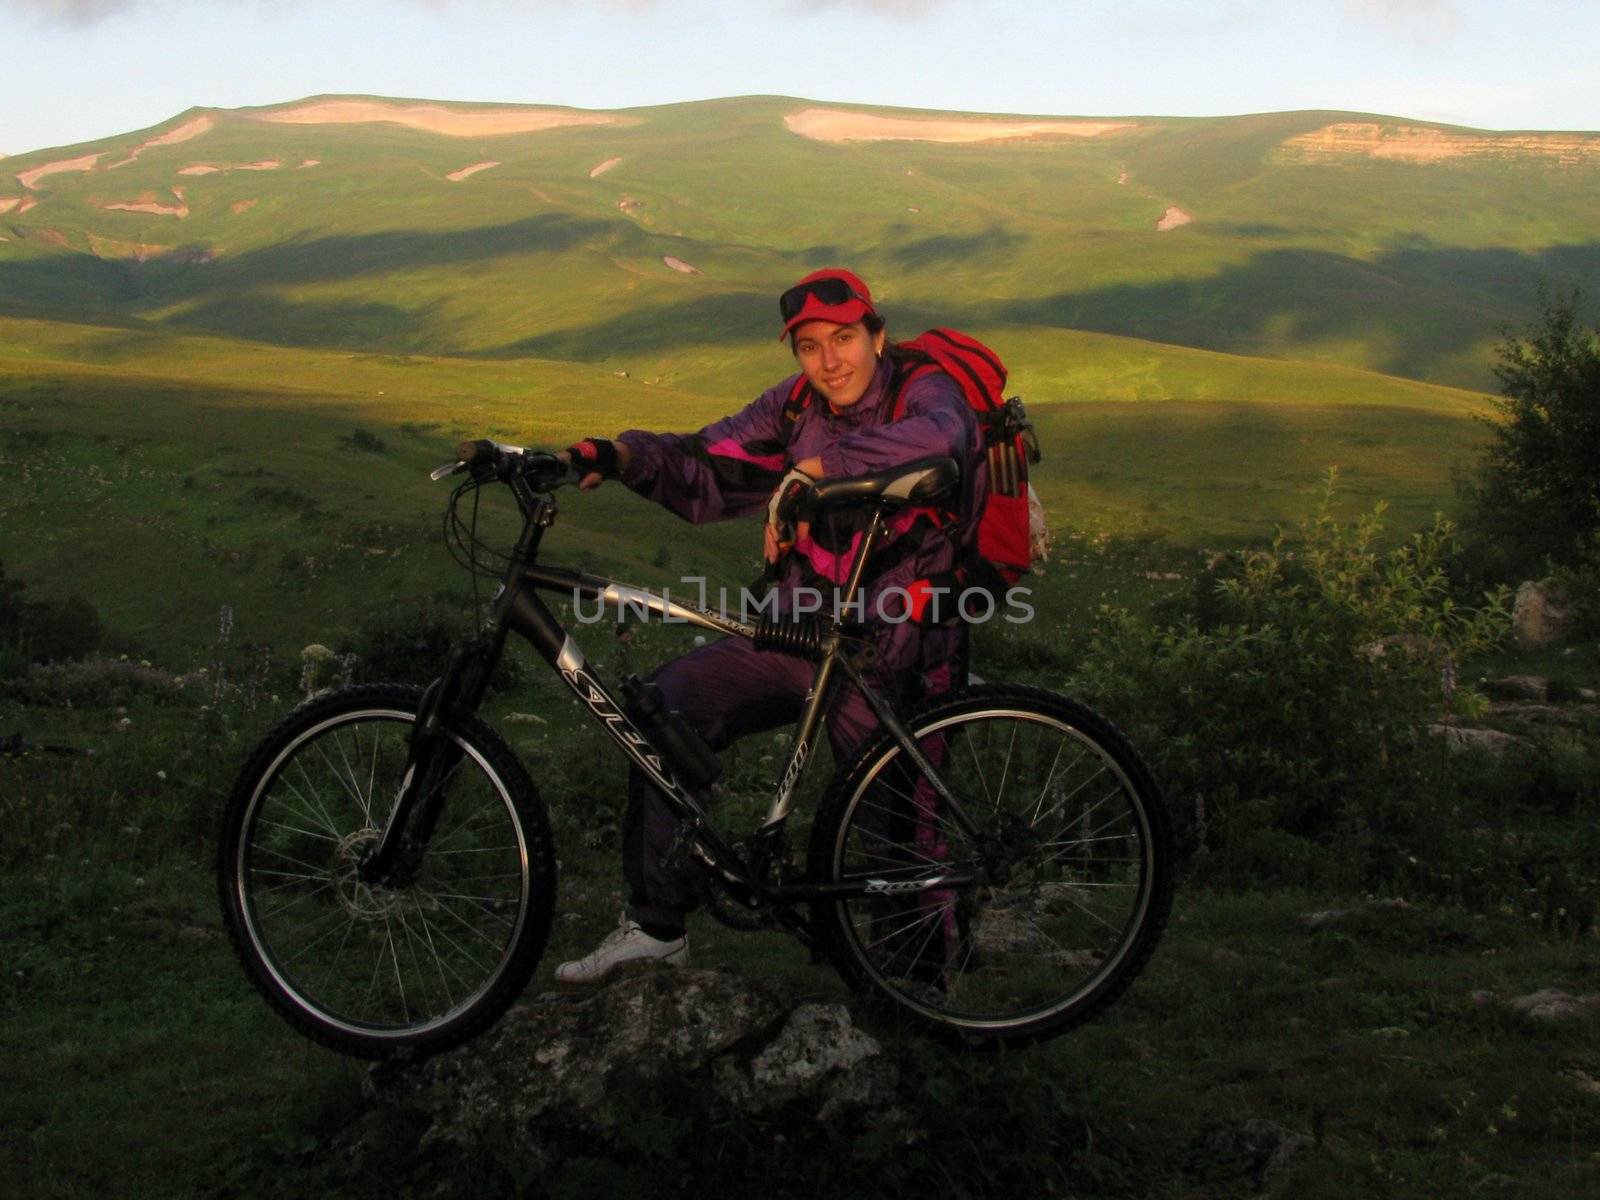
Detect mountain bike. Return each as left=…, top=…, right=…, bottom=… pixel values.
left=218, top=441, right=1173, bottom=1058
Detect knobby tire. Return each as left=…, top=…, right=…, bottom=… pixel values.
left=808, top=684, right=1173, bottom=1046
left=217, top=684, right=556, bottom=1059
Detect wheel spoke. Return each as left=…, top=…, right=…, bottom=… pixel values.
left=255, top=879, right=336, bottom=921
left=270, top=773, right=343, bottom=839
left=1029, top=739, right=1080, bottom=824
left=333, top=724, right=375, bottom=827
left=222, top=694, right=547, bottom=1050
left=314, top=740, right=372, bottom=825
left=820, top=694, right=1170, bottom=1039
left=279, top=906, right=358, bottom=968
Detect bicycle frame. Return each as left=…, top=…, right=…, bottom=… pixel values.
left=364, top=471, right=987, bottom=915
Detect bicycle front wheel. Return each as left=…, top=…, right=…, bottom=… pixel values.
left=218, top=685, right=555, bottom=1058
left=809, top=684, right=1173, bottom=1046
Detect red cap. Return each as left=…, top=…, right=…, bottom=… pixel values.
left=778, top=268, right=876, bottom=340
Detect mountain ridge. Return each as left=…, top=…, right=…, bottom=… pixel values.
left=9, top=94, right=1599, bottom=165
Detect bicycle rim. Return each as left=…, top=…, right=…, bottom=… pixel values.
left=820, top=692, right=1167, bottom=1040
left=229, top=702, right=534, bottom=1045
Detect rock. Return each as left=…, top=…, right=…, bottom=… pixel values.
left=1368, top=897, right=1415, bottom=913
left=1428, top=725, right=1526, bottom=756
left=1512, top=578, right=1574, bottom=646
left=714, top=1002, right=897, bottom=1120
left=356, top=968, right=897, bottom=1178
left=1302, top=897, right=1414, bottom=929
left=972, top=898, right=1103, bottom=969
left=1486, top=701, right=1591, bottom=729
left=1302, top=909, right=1350, bottom=930
left=1563, top=1069, right=1600, bottom=1097
left=1484, top=675, right=1550, bottom=702
left=1205, top=1118, right=1313, bottom=1186
left=1472, top=1174, right=1518, bottom=1194
left=1506, top=988, right=1600, bottom=1022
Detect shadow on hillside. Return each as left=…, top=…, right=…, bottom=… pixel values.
left=495, top=290, right=773, bottom=360
left=0, top=243, right=140, bottom=314
left=3, top=219, right=1596, bottom=388
left=190, top=215, right=635, bottom=291
left=884, top=226, right=1027, bottom=269
left=0, top=215, right=639, bottom=333
left=461, top=238, right=1599, bottom=387
left=168, top=294, right=449, bottom=351
left=980, top=240, right=1600, bottom=386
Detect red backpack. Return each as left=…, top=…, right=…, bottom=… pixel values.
left=782, top=327, right=1041, bottom=599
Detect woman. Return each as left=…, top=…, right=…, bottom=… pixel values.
left=555, top=268, right=982, bottom=983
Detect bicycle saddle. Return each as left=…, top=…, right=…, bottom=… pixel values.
left=809, top=456, right=959, bottom=512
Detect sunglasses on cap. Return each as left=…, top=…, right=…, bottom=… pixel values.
left=778, top=277, right=872, bottom=324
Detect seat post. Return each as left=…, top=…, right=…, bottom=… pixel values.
left=836, top=509, right=887, bottom=616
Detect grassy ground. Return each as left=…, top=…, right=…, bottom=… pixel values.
left=0, top=311, right=1488, bottom=666
left=5, top=795, right=1597, bottom=1198
left=4, top=595, right=1597, bottom=1198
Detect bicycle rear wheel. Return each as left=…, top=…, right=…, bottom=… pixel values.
left=218, top=685, right=555, bottom=1058
left=809, top=684, right=1172, bottom=1045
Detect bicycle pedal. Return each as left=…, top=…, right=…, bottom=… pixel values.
left=661, top=820, right=700, bottom=872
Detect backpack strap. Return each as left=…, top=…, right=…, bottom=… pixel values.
left=885, top=343, right=939, bottom=422
left=779, top=375, right=813, bottom=443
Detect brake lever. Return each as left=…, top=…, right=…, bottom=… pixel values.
left=430, top=439, right=530, bottom=483
left=429, top=460, right=467, bottom=482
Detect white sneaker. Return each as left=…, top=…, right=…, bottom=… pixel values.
left=554, top=913, right=688, bottom=984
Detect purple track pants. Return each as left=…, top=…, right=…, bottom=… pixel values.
left=623, top=636, right=884, bottom=934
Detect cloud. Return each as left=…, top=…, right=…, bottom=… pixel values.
left=4, top=0, right=139, bottom=22
left=789, top=0, right=948, bottom=11
left=1097, top=2, right=1277, bottom=40
left=5, top=0, right=950, bottom=26
left=1339, top=0, right=1466, bottom=41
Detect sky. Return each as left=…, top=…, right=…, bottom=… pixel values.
left=3, top=0, right=1596, bottom=157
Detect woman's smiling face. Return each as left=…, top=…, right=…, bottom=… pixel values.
left=791, top=319, right=886, bottom=411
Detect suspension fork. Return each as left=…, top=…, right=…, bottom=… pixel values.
left=359, top=516, right=543, bottom=884
left=358, top=630, right=503, bottom=883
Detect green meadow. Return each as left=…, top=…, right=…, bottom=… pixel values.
left=0, top=311, right=1492, bottom=662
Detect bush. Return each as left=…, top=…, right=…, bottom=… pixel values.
left=2, top=655, right=186, bottom=708
left=339, top=605, right=522, bottom=693
left=1458, top=286, right=1600, bottom=579
left=339, top=428, right=387, bottom=454
left=0, top=560, right=102, bottom=676
left=1544, top=534, right=1600, bottom=640
left=1068, top=476, right=1511, bottom=888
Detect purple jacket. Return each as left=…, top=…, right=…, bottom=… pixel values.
left=617, top=354, right=981, bottom=687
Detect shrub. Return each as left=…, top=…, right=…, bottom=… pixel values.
left=1544, top=533, right=1600, bottom=640
left=1458, top=286, right=1600, bottom=579
left=339, top=427, right=387, bottom=454
left=339, top=605, right=522, bottom=693
left=0, top=560, right=103, bottom=676
left=2, top=655, right=186, bottom=708
left=1068, top=476, right=1511, bottom=888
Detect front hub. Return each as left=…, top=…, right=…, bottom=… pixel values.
left=335, top=829, right=406, bottom=921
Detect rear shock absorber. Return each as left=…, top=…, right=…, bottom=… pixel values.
left=752, top=613, right=826, bottom=661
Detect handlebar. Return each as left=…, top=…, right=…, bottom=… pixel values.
left=431, top=440, right=579, bottom=490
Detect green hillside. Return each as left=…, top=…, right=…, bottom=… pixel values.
left=3, top=95, right=1597, bottom=388
left=2, top=93, right=1591, bottom=660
